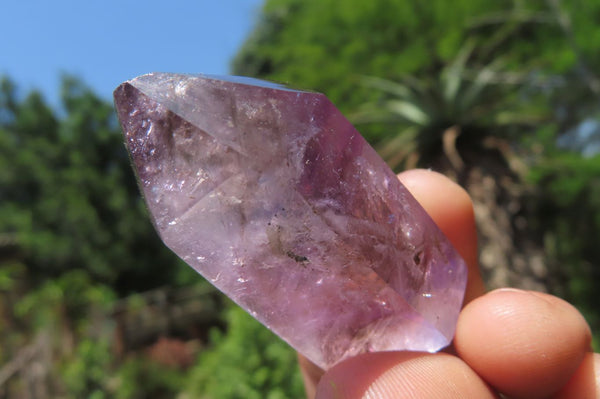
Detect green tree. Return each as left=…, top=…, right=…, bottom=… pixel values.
left=0, top=76, right=200, bottom=397
left=0, top=76, right=188, bottom=292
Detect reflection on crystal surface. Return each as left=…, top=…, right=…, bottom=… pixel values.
left=114, top=73, right=468, bottom=369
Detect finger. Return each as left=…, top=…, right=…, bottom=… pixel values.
left=553, top=352, right=600, bottom=399
left=298, top=353, right=324, bottom=399
left=455, top=288, right=592, bottom=399
left=315, top=351, right=497, bottom=399
left=399, top=169, right=485, bottom=303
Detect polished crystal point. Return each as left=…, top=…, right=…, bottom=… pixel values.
left=114, top=73, right=467, bottom=369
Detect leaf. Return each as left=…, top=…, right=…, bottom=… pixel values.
left=361, top=76, right=412, bottom=99
left=442, top=40, right=476, bottom=103
left=385, top=100, right=430, bottom=125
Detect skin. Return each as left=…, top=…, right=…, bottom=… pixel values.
left=299, top=169, right=599, bottom=399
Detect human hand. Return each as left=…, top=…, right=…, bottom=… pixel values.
left=299, top=169, right=598, bottom=399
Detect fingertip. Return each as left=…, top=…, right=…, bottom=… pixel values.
left=456, top=289, right=591, bottom=398
left=398, top=169, right=472, bottom=213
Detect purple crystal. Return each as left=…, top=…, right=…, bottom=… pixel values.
left=114, top=73, right=467, bottom=369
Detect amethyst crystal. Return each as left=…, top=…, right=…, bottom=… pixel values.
left=114, top=73, right=467, bottom=369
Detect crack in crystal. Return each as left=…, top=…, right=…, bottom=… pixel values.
left=164, top=173, right=243, bottom=229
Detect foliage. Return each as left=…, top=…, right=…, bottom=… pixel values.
left=14, top=269, right=114, bottom=340
left=234, top=0, right=499, bottom=100
left=61, top=339, right=114, bottom=399
left=112, top=354, right=188, bottom=399
left=183, top=304, right=305, bottom=399
left=354, top=40, right=547, bottom=170
left=0, top=76, right=191, bottom=396
left=60, top=338, right=192, bottom=398
left=0, top=76, right=187, bottom=293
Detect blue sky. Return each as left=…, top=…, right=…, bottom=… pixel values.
left=1, top=0, right=262, bottom=106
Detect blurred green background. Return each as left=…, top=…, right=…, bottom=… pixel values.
left=2, top=0, right=600, bottom=397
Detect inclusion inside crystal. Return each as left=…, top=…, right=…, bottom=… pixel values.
left=114, top=73, right=468, bottom=370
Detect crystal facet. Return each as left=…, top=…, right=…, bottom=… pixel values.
left=114, top=73, right=468, bottom=369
